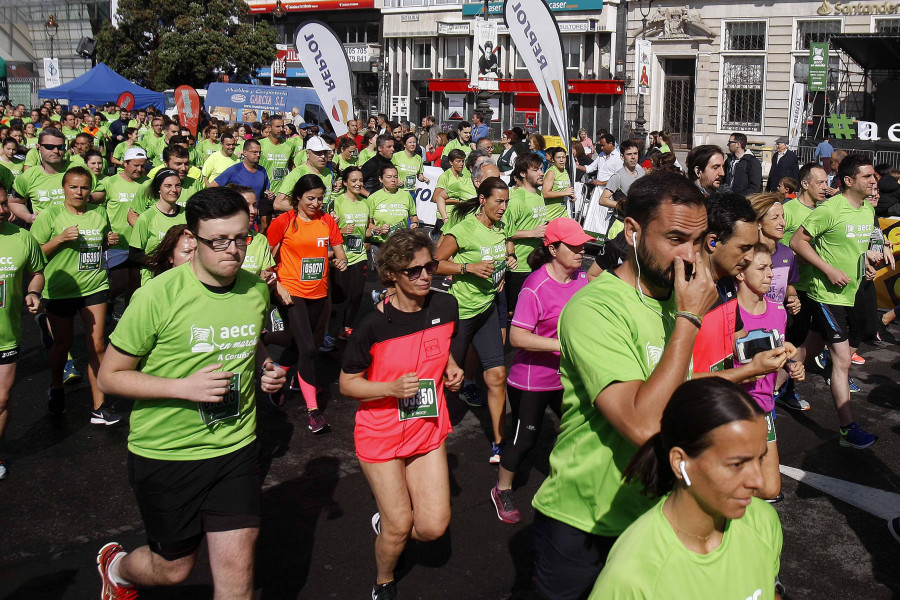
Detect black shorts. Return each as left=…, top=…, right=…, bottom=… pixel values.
left=809, top=300, right=850, bottom=344
left=109, top=258, right=142, bottom=271
left=505, top=271, right=530, bottom=316
left=0, top=346, right=19, bottom=365
left=44, top=290, right=109, bottom=318
left=786, top=290, right=813, bottom=346
left=127, top=440, right=262, bottom=561
left=449, top=300, right=505, bottom=371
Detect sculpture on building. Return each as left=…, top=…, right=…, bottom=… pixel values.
left=643, top=7, right=717, bottom=40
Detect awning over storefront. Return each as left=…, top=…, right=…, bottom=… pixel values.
left=427, top=78, right=624, bottom=95
left=830, top=34, right=900, bottom=72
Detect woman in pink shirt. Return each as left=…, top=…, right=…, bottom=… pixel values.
left=490, top=217, right=592, bottom=524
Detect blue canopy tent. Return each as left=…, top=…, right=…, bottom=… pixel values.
left=38, top=63, right=165, bottom=111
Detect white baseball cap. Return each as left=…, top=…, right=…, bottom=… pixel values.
left=305, top=136, right=331, bottom=153
left=123, top=147, right=148, bottom=161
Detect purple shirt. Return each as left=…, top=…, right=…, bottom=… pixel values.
left=765, top=243, right=798, bottom=304
left=739, top=299, right=787, bottom=413
left=508, top=266, right=589, bottom=391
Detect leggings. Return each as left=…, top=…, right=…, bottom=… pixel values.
left=331, top=261, right=367, bottom=329
left=269, top=296, right=328, bottom=408
left=499, top=386, right=562, bottom=474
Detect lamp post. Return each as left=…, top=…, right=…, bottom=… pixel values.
left=45, top=14, right=59, bottom=59
left=473, top=0, right=494, bottom=125
left=633, top=0, right=653, bottom=138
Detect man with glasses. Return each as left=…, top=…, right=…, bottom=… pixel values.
left=211, top=139, right=271, bottom=230
left=97, top=187, right=287, bottom=600
left=274, top=136, right=335, bottom=214
left=723, top=132, right=762, bottom=195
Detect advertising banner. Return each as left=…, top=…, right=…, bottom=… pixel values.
left=636, top=39, right=651, bottom=96
left=246, top=0, right=374, bottom=12
left=174, top=85, right=201, bottom=137
left=503, top=0, right=569, bottom=140
left=294, top=21, right=355, bottom=137
left=412, top=166, right=444, bottom=226
left=788, top=82, right=806, bottom=150
left=471, top=19, right=500, bottom=91
left=116, top=91, right=135, bottom=111
left=874, top=218, right=900, bottom=310
left=808, top=42, right=829, bottom=93
left=43, top=58, right=60, bottom=88
left=464, top=0, right=602, bottom=15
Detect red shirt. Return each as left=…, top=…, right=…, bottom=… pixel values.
left=266, top=211, right=343, bottom=299
left=339, top=133, right=364, bottom=151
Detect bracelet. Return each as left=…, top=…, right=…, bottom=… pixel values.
left=26, top=291, right=42, bottom=300
left=507, top=253, right=517, bottom=259
left=460, top=262, right=467, bottom=275
left=675, top=311, right=703, bottom=328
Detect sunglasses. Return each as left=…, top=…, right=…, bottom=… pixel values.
left=400, top=260, right=438, bottom=281
left=41, top=143, right=66, bottom=151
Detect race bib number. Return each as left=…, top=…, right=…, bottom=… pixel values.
left=345, top=234, right=364, bottom=253
left=491, top=259, right=507, bottom=288
left=79, top=246, right=102, bottom=271
left=398, top=379, right=438, bottom=421
left=405, top=174, right=416, bottom=189
left=301, top=257, right=326, bottom=281
left=0, top=279, right=5, bottom=309
left=387, top=221, right=405, bottom=236
left=273, top=167, right=288, bottom=182
left=709, top=356, right=735, bottom=372
left=199, top=372, right=241, bottom=426
left=270, top=307, right=284, bottom=332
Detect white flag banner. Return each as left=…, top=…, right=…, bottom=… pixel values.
left=503, top=0, right=569, bottom=140
left=43, top=58, right=60, bottom=88
left=788, top=81, right=806, bottom=150
left=471, top=19, right=500, bottom=91
left=636, top=39, right=651, bottom=96
left=294, top=21, right=354, bottom=136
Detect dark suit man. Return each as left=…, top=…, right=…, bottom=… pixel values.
left=766, top=136, right=800, bottom=192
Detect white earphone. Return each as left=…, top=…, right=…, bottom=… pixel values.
left=679, top=461, right=692, bottom=487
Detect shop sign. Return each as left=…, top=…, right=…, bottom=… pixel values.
left=401, top=14, right=419, bottom=21
left=808, top=42, right=829, bottom=92
left=344, top=44, right=371, bottom=63
left=246, top=0, right=375, bottom=12
left=558, top=21, right=589, bottom=32
left=438, top=22, right=471, bottom=35
left=463, top=0, right=602, bottom=15
left=816, top=0, right=900, bottom=15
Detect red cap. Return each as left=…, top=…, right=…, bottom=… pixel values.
left=544, top=217, right=595, bottom=246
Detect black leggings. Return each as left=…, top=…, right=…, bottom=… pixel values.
left=499, top=386, right=562, bottom=473
left=269, top=296, right=328, bottom=387
left=331, top=261, right=367, bottom=329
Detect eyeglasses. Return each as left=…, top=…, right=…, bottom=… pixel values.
left=195, top=234, right=252, bottom=251
left=41, top=143, right=66, bottom=151
left=399, top=260, right=438, bottom=281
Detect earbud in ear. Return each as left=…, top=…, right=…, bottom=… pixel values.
left=679, top=461, right=692, bottom=487
left=632, top=231, right=638, bottom=246
left=709, top=239, right=717, bottom=248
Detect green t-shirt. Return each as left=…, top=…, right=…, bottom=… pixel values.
left=99, top=174, right=147, bottom=249
left=24, top=147, right=40, bottom=168
left=24, top=136, right=39, bottom=150
left=140, top=132, right=166, bottom=164
left=392, top=151, right=423, bottom=191
left=545, top=165, right=571, bottom=221
left=61, top=127, right=79, bottom=143
left=780, top=198, right=816, bottom=291
left=800, top=194, right=875, bottom=307
left=201, top=151, right=240, bottom=184
left=133, top=175, right=204, bottom=214
left=110, top=263, right=269, bottom=460
left=31, top=203, right=110, bottom=300
left=333, top=192, right=371, bottom=266
left=589, top=497, right=782, bottom=600
left=366, top=188, right=417, bottom=244
left=131, top=205, right=188, bottom=284
left=0, top=223, right=47, bottom=350
left=112, top=141, right=143, bottom=164
left=12, top=161, right=96, bottom=215
left=0, top=157, right=24, bottom=178
left=446, top=213, right=508, bottom=319
left=242, top=230, right=275, bottom=277
left=334, top=154, right=357, bottom=176
left=196, top=139, right=222, bottom=161
left=532, top=271, right=677, bottom=536
left=145, top=163, right=203, bottom=183
left=278, top=165, right=334, bottom=211
left=358, top=148, right=376, bottom=166
left=0, top=163, right=14, bottom=193
left=258, top=138, right=294, bottom=190
left=443, top=138, right=472, bottom=157
left=502, top=187, right=547, bottom=273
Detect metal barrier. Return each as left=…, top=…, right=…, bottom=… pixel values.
left=797, top=145, right=900, bottom=169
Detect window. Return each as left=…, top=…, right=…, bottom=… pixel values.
left=796, top=19, right=842, bottom=50
left=875, top=18, right=900, bottom=33
left=413, top=40, right=432, bottom=70
left=562, top=35, right=580, bottom=69
left=725, top=21, right=766, bottom=51
left=445, top=37, right=466, bottom=70
left=721, top=56, right=764, bottom=131
left=514, top=49, right=526, bottom=70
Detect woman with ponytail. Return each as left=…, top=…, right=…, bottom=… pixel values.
left=589, top=378, right=784, bottom=599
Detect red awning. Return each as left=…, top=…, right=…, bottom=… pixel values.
left=426, top=79, right=624, bottom=95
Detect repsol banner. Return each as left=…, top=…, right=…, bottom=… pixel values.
left=294, top=21, right=355, bottom=137
left=412, top=166, right=443, bottom=226
left=503, top=0, right=569, bottom=141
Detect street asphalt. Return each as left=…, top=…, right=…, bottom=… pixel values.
left=1, top=270, right=900, bottom=600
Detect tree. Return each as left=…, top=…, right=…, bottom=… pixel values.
left=96, top=0, right=278, bottom=91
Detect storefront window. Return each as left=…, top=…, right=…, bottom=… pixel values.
left=413, top=40, right=432, bottom=70
left=721, top=55, right=764, bottom=132
left=445, top=37, right=467, bottom=70
left=796, top=20, right=842, bottom=51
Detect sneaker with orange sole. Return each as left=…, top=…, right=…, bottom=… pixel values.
left=851, top=352, right=866, bottom=365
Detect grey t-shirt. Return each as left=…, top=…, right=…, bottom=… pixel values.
left=605, top=165, right=646, bottom=196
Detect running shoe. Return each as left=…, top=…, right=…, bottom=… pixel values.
left=489, top=441, right=505, bottom=464
left=91, top=405, right=125, bottom=426
left=490, top=483, right=522, bottom=523
left=338, top=327, right=354, bottom=340
left=851, top=352, right=866, bottom=365
left=877, top=327, right=897, bottom=344
left=458, top=383, right=486, bottom=407
left=371, top=512, right=382, bottom=536
left=839, top=422, right=878, bottom=449
left=888, top=517, right=900, bottom=544
left=97, top=542, right=138, bottom=600
left=318, top=334, right=337, bottom=352
left=307, top=408, right=330, bottom=433
left=371, top=580, right=397, bottom=600
left=63, top=359, right=81, bottom=384
left=825, top=375, right=861, bottom=393
left=47, top=388, right=65, bottom=416
left=35, top=313, right=53, bottom=349
left=814, top=349, right=830, bottom=370
left=0, top=458, right=7, bottom=480
left=774, top=388, right=810, bottom=411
